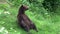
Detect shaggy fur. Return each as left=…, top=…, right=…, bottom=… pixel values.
left=17, top=5, right=38, bottom=32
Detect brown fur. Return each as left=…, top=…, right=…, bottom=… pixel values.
left=17, top=5, right=38, bottom=32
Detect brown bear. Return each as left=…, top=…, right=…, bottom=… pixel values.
left=17, top=5, right=38, bottom=32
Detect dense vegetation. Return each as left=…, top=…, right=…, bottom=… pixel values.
left=0, top=0, right=60, bottom=34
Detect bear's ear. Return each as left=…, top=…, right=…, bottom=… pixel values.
left=20, top=5, right=24, bottom=8
left=21, top=5, right=24, bottom=7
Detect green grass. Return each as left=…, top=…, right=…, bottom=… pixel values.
left=0, top=6, right=60, bottom=34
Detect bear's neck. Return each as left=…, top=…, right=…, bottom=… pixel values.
left=19, top=9, right=25, bottom=14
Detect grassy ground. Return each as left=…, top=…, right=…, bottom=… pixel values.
left=0, top=4, right=60, bottom=34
